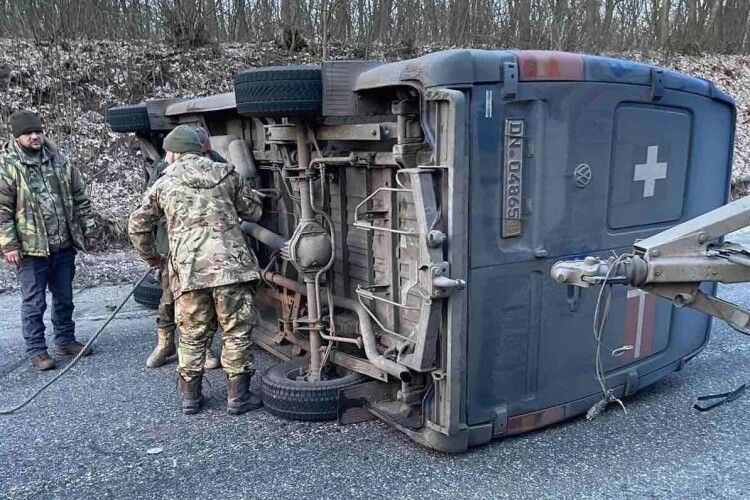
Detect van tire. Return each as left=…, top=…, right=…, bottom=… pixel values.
left=261, top=356, right=367, bottom=421
left=106, top=104, right=151, bottom=134
left=133, top=271, right=162, bottom=310
left=234, top=66, right=322, bottom=117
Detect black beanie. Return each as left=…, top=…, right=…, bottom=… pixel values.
left=9, top=110, right=43, bottom=138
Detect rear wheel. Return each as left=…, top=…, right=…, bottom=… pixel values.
left=233, top=66, right=322, bottom=117
left=261, top=356, right=367, bottom=421
left=106, top=104, right=151, bottom=134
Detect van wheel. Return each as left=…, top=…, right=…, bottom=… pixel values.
left=106, top=104, right=151, bottom=134
left=133, top=271, right=162, bottom=310
left=262, top=356, right=367, bottom=421
left=234, top=66, right=322, bottom=117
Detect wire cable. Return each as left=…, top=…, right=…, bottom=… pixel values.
left=587, top=253, right=633, bottom=420
left=0, top=268, right=152, bottom=415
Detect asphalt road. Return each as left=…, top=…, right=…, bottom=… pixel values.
left=0, top=281, right=748, bottom=499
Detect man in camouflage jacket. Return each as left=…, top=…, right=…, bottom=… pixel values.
left=128, top=125, right=263, bottom=415
left=0, top=110, right=97, bottom=371
left=144, top=127, right=224, bottom=370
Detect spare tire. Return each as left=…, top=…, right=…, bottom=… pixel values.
left=262, top=356, right=367, bottom=422
left=133, top=271, right=162, bottom=310
left=106, top=104, right=151, bottom=134
left=234, top=66, right=322, bottom=117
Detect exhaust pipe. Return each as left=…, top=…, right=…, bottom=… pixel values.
left=242, top=222, right=287, bottom=251
left=262, top=270, right=412, bottom=382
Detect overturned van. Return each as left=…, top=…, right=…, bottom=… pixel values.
left=107, top=50, right=735, bottom=452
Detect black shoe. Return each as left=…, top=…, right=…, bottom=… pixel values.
left=30, top=352, right=56, bottom=371
left=227, top=372, right=263, bottom=415
left=57, top=341, right=92, bottom=357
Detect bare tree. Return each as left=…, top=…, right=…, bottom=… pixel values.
left=2, top=0, right=750, bottom=56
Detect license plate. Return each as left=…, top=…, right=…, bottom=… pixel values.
left=502, top=119, right=524, bottom=237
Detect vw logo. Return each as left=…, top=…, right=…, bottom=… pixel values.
left=574, top=163, right=592, bottom=188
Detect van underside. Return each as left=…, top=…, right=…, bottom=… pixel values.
left=108, top=49, right=735, bottom=452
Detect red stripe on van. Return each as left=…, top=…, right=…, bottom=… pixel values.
left=516, top=51, right=584, bottom=81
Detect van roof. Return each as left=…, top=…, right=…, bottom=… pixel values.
left=354, top=49, right=733, bottom=104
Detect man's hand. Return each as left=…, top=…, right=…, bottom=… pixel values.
left=3, top=250, right=22, bottom=267
left=85, top=236, right=97, bottom=250
left=249, top=188, right=266, bottom=202
left=145, top=255, right=166, bottom=269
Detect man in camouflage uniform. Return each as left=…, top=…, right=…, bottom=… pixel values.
left=128, top=125, right=263, bottom=415
left=144, top=126, right=224, bottom=369
left=0, top=110, right=97, bottom=371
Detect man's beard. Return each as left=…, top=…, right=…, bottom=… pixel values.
left=18, top=140, right=42, bottom=152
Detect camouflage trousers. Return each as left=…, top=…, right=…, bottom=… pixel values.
left=156, top=268, right=176, bottom=341
left=174, top=282, right=257, bottom=381
left=157, top=268, right=216, bottom=344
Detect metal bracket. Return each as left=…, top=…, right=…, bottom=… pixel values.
left=392, top=99, right=419, bottom=116
left=355, top=287, right=420, bottom=344
left=430, top=262, right=466, bottom=298
left=329, top=350, right=388, bottom=382
left=353, top=187, right=419, bottom=236
left=502, top=62, right=518, bottom=99
left=315, top=123, right=398, bottom=142
left=492, top=405, right=508, bottom=436
left=264, top=124, right=297, bottom=144
left=566, top=285, right=581, bottom=312
left=650, top=69, right=664, bottom=101
left=337, top=381, right=394, bottom=425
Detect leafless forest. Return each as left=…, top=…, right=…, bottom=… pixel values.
left=1, top=1, right=750, bottom=252
left=1, top=1, right=750, bottom=55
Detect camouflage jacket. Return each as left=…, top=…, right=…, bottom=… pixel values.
left=128, top=153, right=262, bottom=297
left=146, top=150, right=227, bottom=255
left=0, top=139, right=96, bottom=257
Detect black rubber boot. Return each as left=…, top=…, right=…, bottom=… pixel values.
left=227, top=372, right=263, bottom=415
left=179, top=376, right=202, bottom=415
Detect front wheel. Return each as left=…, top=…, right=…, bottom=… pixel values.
left=261, top=356, right=367, bottom=421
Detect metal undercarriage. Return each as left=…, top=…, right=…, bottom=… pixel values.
left=150, top=85, right=469, bottom=449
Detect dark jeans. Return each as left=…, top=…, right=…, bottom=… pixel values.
left=18, top=247, right=77, bottom=357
